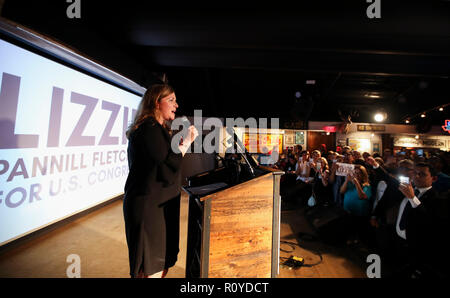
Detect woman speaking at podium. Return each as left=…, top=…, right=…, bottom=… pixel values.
left=123, top=83, right=198, bottom=278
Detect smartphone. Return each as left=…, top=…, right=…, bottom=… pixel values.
left=399, top=176, right=409, bottom=184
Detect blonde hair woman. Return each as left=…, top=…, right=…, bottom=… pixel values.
left=123, top=84, right=198, bottom=278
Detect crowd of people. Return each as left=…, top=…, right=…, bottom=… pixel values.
left=273, top=144, right=450, bottom=278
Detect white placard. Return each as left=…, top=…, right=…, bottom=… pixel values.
left=335, top=163, right=355, bottom=177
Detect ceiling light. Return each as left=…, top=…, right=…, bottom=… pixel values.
left=421, top=113, right=426, bottom=118
left=366, top=93, right=380, bottom=99
left=439, top=107, right=444, bottom=112
left=405, top=119, right=410, bottom=124
left=374, top=113, right=385, bottom=122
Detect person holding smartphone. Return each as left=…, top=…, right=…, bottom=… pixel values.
left=340, top=165, right=372, bottom=244
left=396, top=163, right=448, bottom=278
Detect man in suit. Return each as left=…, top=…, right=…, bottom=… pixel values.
left=396, top=162, right=449, bottom=278
left=367, top=158, right=415, bottom=274
left=429, top=156, right=450, bottom=194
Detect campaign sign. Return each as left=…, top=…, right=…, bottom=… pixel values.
left=0, top=38, right=141, bottom=246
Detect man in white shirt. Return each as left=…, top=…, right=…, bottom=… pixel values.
left=367, top=158, right=448, bottom=278
left=395, top=162, right=447, bottom=278
left=367, top=158, right=415, bottom=274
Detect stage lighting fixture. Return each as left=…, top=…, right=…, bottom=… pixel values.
left=374, top=113, right=385, bottom=122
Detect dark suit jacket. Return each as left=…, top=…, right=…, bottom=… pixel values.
left=405, top=188, right=449, bottom=276
left=373, top=165, right=450, bottom=276
left=123, top=117, right=183, bottom=277
left=372, top=165, right=404, bottom=225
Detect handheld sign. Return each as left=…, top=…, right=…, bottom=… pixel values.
left=336, top=163, right=355, bottom=176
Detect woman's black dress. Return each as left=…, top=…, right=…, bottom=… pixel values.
left=123, top=117, right=183, bottom=277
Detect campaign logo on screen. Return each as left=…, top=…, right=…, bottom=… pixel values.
left=0, top=38, right=141, bottom=245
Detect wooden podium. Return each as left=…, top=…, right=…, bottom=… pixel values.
left=183, top=166, right=282, bottom=278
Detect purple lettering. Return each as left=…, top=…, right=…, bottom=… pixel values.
left=7, top=158, right=29, bottom=182
left=5, top=187, right=26, bottom=208
left=70, top=154, right=79, bottom=171
left=49, top=179, right=62, bottom=196
left=99, top=100, right=120, bottom=145
left=66, top=92, right=98, bottom=146
left=0, top=73, right=39, bottom=149
left=122, top=106, right=129, bottom=144
left=47, top=87, right=64, bottom=147
left=80, top=153, right=87, bottom=169
left=0, top=160, right=9, bottom=176
left=65, top=154, right=70, bottom=171
left=50, top=155, right=63, bottom=174
left=119, top=150, right=126, bottom=162
left=29, top=183, right=42, bottom=203
left=32, top=156, right=48, bottom=177
left=68, top=176, right=78, bottom=191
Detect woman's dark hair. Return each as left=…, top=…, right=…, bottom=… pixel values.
left=126, top=84, right=175, bottom=138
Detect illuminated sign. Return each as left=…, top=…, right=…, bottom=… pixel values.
left=393, top=137, right=446, bottom=148
left=442, top=120, right=450, bottom=133
left=322, top=126, right=337, bottom=133
left=243, top=133, right=283, bottom=154
left=357, top=125, right=385, bottom=132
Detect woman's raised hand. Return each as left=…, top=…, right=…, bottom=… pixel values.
left=186, top=125, right=199, bottom=145
left=179, top=125, right=199, bottom=156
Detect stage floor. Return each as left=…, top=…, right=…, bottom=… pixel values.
left=0, top=193, right=366, bottom=278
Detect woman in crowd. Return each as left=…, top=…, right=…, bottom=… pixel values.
left=311, top=157, right=333, bottom=206
left=340, top=164, right=372, bottom=244
left=329, top=153, right=345, bottom=207
left=295, top=150, right=314, bottom=183
left=279, top=150, right=314, bottom=206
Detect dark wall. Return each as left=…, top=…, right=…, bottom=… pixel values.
left=307, top=131, right=336, bottom=152
left=0, top=0, right=157, bottom=88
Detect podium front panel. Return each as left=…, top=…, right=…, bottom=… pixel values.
left=200, top=173, right=274, bottom=278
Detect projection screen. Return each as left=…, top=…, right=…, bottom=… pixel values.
left=0, top=22, right=143, bottom=246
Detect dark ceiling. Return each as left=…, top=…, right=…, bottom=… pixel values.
left=2, top=1, right=450, bottom=129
